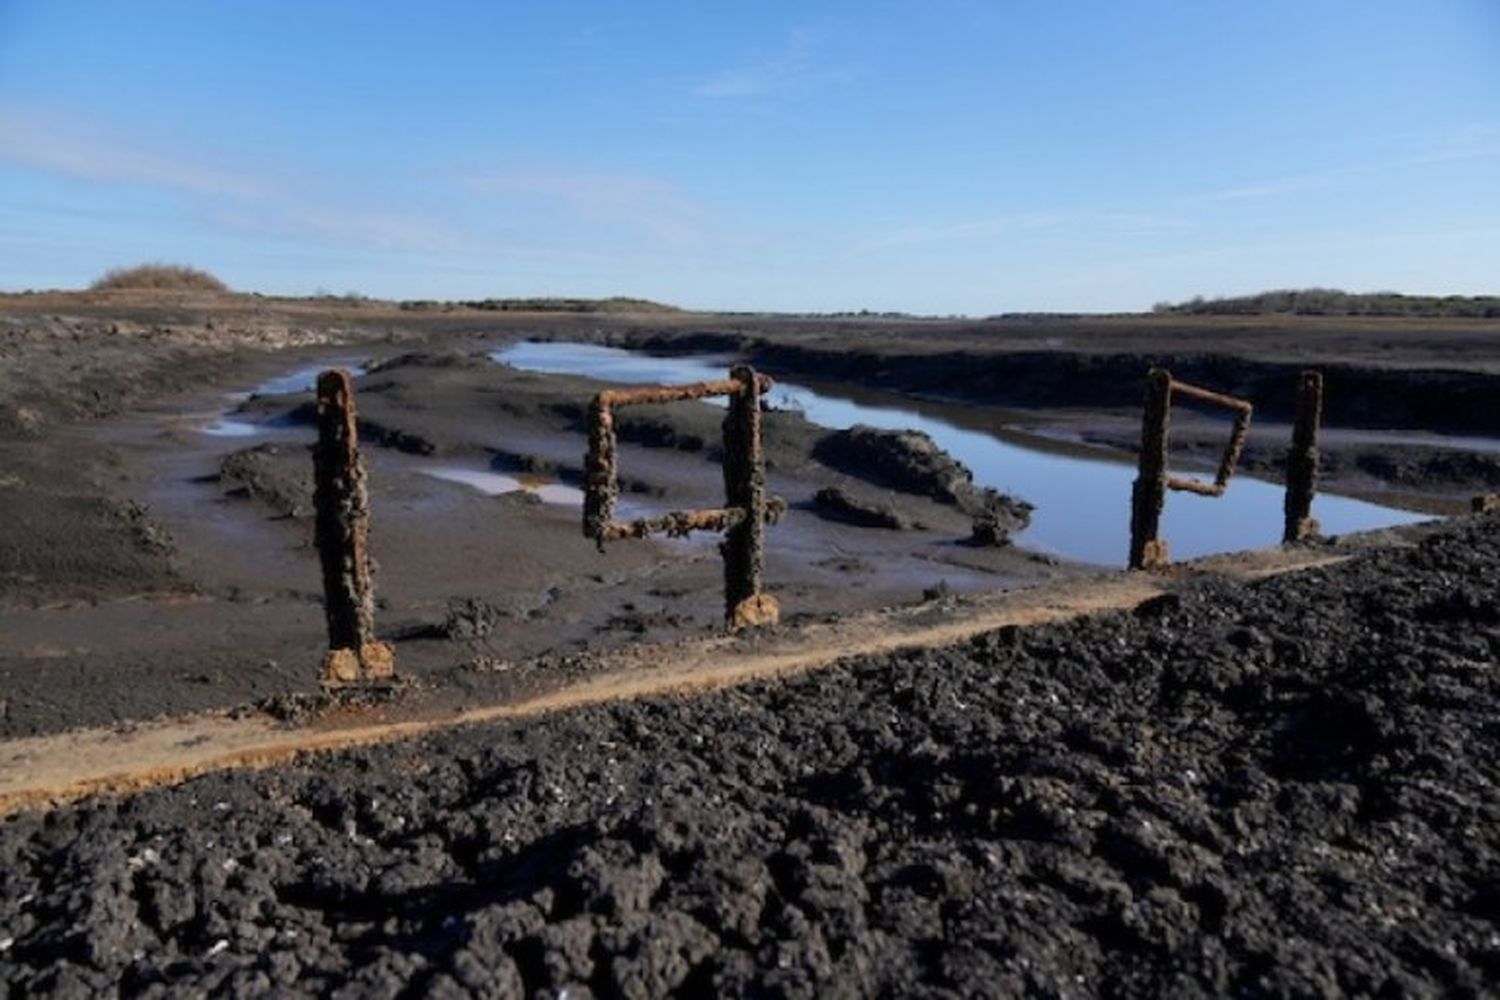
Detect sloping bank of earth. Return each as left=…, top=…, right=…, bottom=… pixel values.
left=2, top=517, right=1498, bottom=996
left=595, top=324, right=1500, bottom=505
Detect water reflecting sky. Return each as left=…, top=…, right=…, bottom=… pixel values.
left=495, top=341, right=1430, bottom=565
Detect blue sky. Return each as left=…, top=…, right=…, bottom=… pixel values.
left=2, top=1, right=1497, bottom=313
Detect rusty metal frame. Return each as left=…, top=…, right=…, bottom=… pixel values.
left=1130, top=368, right=1255, bottom=571
left=583, top=366, right=782, bottom=627
left=583, top=373, right=773, bottom=543
left=1162, top=378, right=1254, bottom=497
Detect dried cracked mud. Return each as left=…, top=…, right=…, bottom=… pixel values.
left=3, top=517, right=1498, bottom=997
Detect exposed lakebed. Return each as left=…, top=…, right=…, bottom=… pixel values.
left=492, top=341, right=1430, bottom=564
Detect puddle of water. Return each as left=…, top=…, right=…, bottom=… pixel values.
left=197, top=361, right=369, bottom=438
left=201, top=418, right=264, bottom=438
left=422, top=467, right=584, bottom=506
left=495, top=342, right=737, bottom=392
left=250, top=362, right=369, bottom=398
left=493, top=341, right=1431, bottom=565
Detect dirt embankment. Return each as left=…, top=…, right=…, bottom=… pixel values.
left=0, top=327, right=1055, bottom=741
left=601, top=315, right=1500, bottom=435
left=0, top=309, right=418, bottom=606
left=1, top=296, right=1495, bottom=742
left=603, top=321, right=1500, bottom=502
left=1, top=516, right=1497, bottom=996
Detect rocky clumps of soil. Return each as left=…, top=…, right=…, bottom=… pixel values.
left=1354, top=448, right=1500, bottom=489
left=811, top=486, right=913, bottom=529
left=440, top=596, right=503, bottom=640
left=3, top=518, right=1498, bottom=995
left=814, top=425, right=1033, bottom=541
left=219, top=444, right=313, bottom=519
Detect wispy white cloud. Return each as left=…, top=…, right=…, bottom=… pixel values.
left=862, top=210, right=1190, bottom=250
left=694, top=29, right=850, bottom=99
left=0, top=104, right=263, bottom=198
left=0, top=102, right=476, bottom=255
left=464, top=169, right=709, bottom=244
left=209, top=203, right=472, bottom=254
left=1186, top=124, right=1500, bottom=204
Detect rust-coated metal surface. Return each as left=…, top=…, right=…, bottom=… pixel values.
left=1129, top=368, right=1255, bottom=570
left=583, top=366, right=781, bottom=626
left=1283, top=371, right=1324, bottom=543
left=313, top=369, right=395, bottom=686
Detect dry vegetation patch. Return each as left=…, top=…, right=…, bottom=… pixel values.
left=89, top=263, right=229, bottom=294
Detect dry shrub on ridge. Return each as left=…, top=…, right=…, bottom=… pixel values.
left=90, top=263, right=229, bottom=293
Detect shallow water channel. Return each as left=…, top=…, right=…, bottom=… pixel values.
left=493, top=341, right=1430, bottom=565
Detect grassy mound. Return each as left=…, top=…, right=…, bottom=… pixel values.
left=89, top=263, right=229, bottom=294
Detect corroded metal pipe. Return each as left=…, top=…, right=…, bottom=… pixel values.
left=1283, top=370, right=1323, bottom=543
left=597, top=374, right=773, bottom=409
left=601, top=507, right=746, bottom=541
left=721, top=365, right=775, bottom=626
left=313, top=369, right=395, bottom=686
left=1129, top=368, right=1172, bottom=570
left=1164, top=381, right=1253, bottom=498
left=581, top=366, right=781, bottom=628
left=583, top=395, right=617, bottom=549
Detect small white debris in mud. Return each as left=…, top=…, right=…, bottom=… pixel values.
left=0, top=937, right=14, bottom=952
left=127, top=848, right=160, bottom=871
left=222, top=858, right=239, bottom=873
left=213, top=801, right=230, bottom=812
left=205, top=939, right=230, bottom=958
left=275, top=833, right=293, bottom=846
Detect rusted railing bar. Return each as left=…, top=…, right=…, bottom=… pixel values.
left=1170, top=379, right=1253, bottom=415
left=1161, top=377, right=1253, bottom=498
left=1165, top=476, right=1226, bottom=497
left=582, top=365, right=781, bottom=629
left=1214, top=407, right=1252, bottom=486
left=600, top=507, right=746, bottom=541
left=600, top=374, right=774, bottom=409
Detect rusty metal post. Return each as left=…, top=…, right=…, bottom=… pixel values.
left=583, top=395, right=617, bottom=551
left=1129, top=368, right=1172, bottom=570
left=1283, top=370, right=1323, bottom=543
left=313, top=369, right=395, bottom=686
left=721, top=365, right=778, bottom=627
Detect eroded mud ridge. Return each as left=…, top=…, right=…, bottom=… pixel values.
left=1, top=518, right=1497, bottom=996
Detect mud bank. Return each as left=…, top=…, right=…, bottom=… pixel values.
left=1, top=516, right=1497, bottom=996
left=578, top=321, right=1500, bottom=505
left=605, top=318, right=1500, bottom=436
left=0, top=298, right=1490, bottom=739
left=0, top=336, right=1053, bottom=740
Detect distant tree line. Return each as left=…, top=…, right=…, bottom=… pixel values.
left=400, top=296, right=680, bottom=314
left=1153, top=288, right=1500, bottom=318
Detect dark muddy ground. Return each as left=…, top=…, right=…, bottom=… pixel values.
left=2, top=515, right=1498, bottom=996
left=1, top=293, right=1497, bottom=740
left=0, top=304, right=1057, bottom=739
